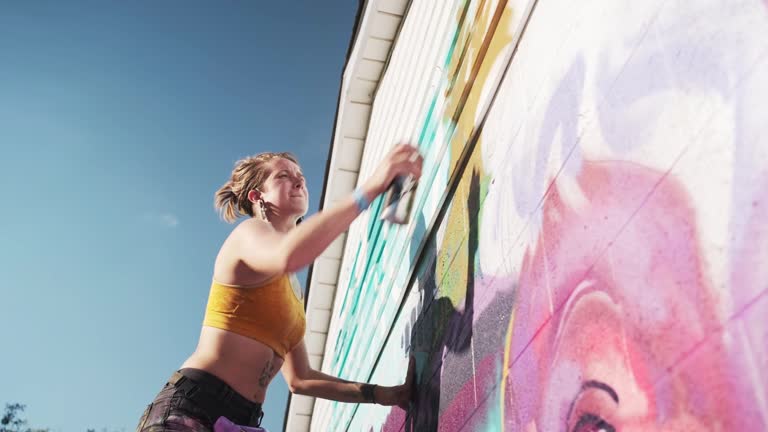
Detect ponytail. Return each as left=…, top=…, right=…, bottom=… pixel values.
left=214, top=181, right=240, bottom=223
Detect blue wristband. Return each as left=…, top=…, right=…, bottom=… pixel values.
left=352, top=187, right=370, bottom=212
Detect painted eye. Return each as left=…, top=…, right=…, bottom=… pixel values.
left=571, top=413, right=615, bottom=432
left=566, top=380, right=619, bottom=432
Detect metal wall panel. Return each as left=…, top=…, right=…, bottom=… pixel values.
left=315, top=0, right=768, bottom=430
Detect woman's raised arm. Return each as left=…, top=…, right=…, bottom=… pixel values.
left=238, top=143, right=423, bottom=275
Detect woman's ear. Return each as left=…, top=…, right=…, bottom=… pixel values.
left=247, top=189, right=260, bottom=204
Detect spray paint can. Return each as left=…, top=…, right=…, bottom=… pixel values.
left=380, top=174, right=417, bottom=224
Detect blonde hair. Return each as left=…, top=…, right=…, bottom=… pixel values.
left=214, top=152, right=299, bottom=223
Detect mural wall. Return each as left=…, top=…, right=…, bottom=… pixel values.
left=312, top=0, right=768, bottom=430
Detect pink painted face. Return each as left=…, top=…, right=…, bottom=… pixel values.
left=504, top=161, right=759, bottom=431
left=260, top=158, right=308, bottom=218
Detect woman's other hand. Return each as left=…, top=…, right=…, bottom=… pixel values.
left=363, top=143, right=423, bottom=198
left=374, top=356, right=416, bottom=410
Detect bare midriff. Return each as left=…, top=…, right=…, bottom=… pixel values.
left=180, top=326, right=284, bottom=404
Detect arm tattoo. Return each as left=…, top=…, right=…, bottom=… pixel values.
left=258, top=359, right=276, bottom=388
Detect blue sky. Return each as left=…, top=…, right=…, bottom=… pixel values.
left=0, top=2, right=358, bottom=431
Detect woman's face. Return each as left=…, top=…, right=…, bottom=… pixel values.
left=260, top=158, right=308, bottom=218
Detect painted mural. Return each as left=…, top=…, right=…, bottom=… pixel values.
left=313, top=0, right=768, bottom=430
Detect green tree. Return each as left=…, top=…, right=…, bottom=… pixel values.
left=0, top=404, right=48, bottom=432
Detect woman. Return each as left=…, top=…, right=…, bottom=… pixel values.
left=137, top=144, right=422, bottom=431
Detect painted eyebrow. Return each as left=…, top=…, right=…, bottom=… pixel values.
left=581, top=380, right=619, bottom=403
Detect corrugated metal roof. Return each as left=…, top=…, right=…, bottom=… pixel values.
left=282, top=1, right=410, bottom=430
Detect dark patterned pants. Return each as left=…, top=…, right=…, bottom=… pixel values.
left=136, top=368, right=264, bottom=432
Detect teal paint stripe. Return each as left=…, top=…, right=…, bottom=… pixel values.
left=331, top=119, right=456, bottom=378
left=331, top=113, right=450, bottom=375
left=418, top=96, right=440, bottom=145
left=443, top=1, right=465, bottom=70
left=331, top=205, right=386, bottom=371
left=336, top=241, right=363, bottom=319
left=334, top=325, right=358, bottom=379
left=328, top=0, right=472, bottom=400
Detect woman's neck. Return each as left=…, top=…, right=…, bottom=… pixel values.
left=267, top=216, right=297, bottom=233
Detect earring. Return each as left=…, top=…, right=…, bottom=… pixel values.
left=259, top=199, right=268, bottom=221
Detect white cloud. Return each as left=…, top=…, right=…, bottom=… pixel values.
left=142, top=212, right=179, bottom=228
left=159, top=213, right=179, bottom=228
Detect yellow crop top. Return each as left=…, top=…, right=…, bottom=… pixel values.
left=203, top=274, right=306, bottom=358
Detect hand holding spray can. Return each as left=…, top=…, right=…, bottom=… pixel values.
left=380, top=151, right=420, bottom=225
